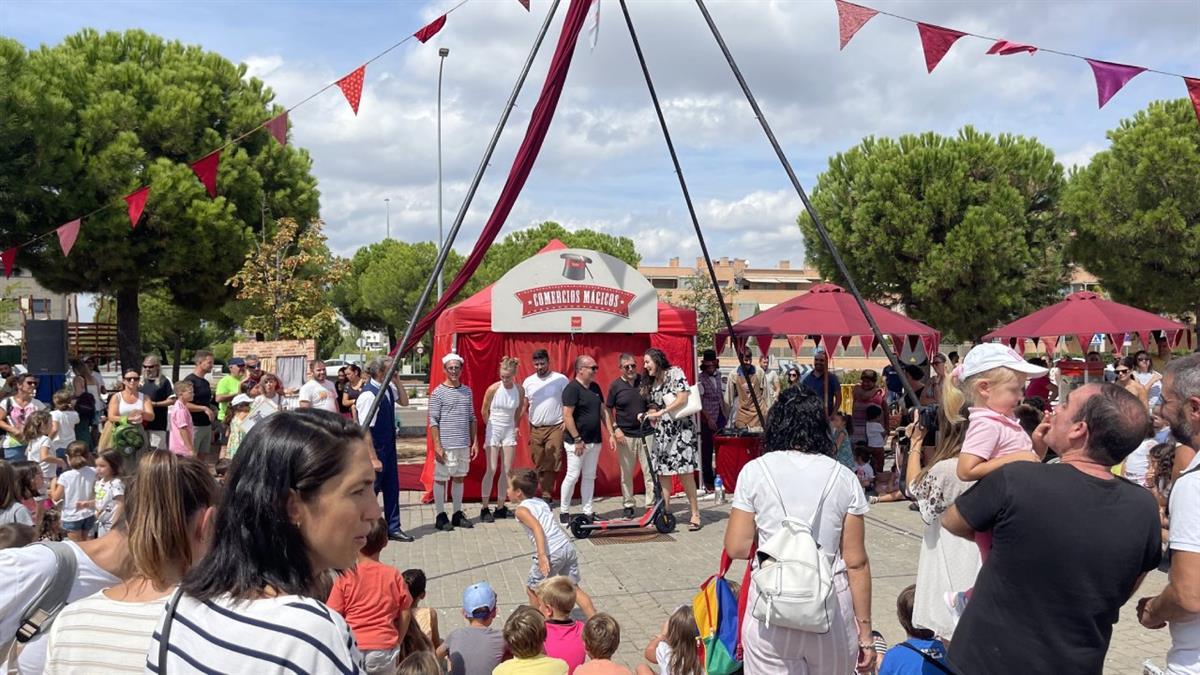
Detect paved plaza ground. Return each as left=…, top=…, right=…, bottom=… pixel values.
left=380, top=479, right=1172, bottom=673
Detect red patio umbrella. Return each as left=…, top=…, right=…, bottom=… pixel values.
left=983, top=291, right=1192, bottom=354
left=715, top=283, right=940, bottom=358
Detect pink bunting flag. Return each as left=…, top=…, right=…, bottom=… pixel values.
left=124, top=186, right=150, bottom=229
left=414, top=14, right=447, bottom=43
left=920, top=335, right=936, bottom=358
left=755, top=335, right=774, bottom=357
left=337, top=65, right=367, bottom=115
left=1185, top=77, right=1200, bottom=124
left=1138, top=331, right=1154, bottom=351
left=1085, top=58, right=1146, bottom=108
left=56, top=219, right=80, bottom=257
left=986, top=39, right=1037, bottom=56
left=1040, top=336, right=1059, bottom=355
left=517, top=0, right=530, bottom=9
left=715, top=333, right=727, bottom=356
left=859, top=334, right=876, bottom=355
left=834, top=0, right=879, bottom=50
left=787, top=335, right=807, bottom=356
left=1, top=247, right=15, bottom=278
left=917, top=23, right=968, bottom=73
left=265, top=111, right=288, bottom=145
left=190, top=150, right=220, bottom=198
left=822, top=335, right=842, bottom=356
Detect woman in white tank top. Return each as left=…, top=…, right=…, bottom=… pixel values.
left=479, top=357, right=523, bottom=522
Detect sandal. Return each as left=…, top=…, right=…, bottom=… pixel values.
left=689, top=517, right=703, bottom=532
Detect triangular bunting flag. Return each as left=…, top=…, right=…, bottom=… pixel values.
left=1076, top=334, right=1094, bottom=355
left=890, top=335, right=905, bottom=356
left=517, top=0, right=530, bottom=9
left=859, top=334, right=876, bottom=355
left=835, top=0, right=879, bottom=50
left=715, top=332, right=728, bottom=356
left=1085, top=59, right=1146, bottom=108
left=732, top=337, right=749, bottom=359
left=56, top=219, right=80, bottom=257
left=822, top=335, right=842, bottom=356
left=265, top=111, right=288, bottom=145
left=124, top=186, right=150, bottom=229
left=840, top=335, right=854, bottom=351
left=920, top=335, right=936, bottom=358
left=986, top=39, right=1037, bottom=56
left=1184, top=77, right=1200, bottom=124
left=917, top=23, right=967, bottom=73
left=336, top=65, right=367, bottom=115
left=787, top=335, right=807, bottom=356
left=1138, top=331, right=1154, bottom=351
left=414, top=14, right=447, bottom=43
left=1014, top=339, right=1027, bottom=356
left=1040, top=336, right=1059, bottom=355
left=1, top=248, right=15, bottom=278
left=1107, top=333, right=1125, bottom=353
left=190, top=150, right=220, bottom=198
left=755, top=335, right=774, bottom=357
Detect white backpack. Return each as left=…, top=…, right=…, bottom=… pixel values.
left=749, top=459, right=838, bottom=632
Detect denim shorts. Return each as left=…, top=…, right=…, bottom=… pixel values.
left=62, top=516, right=96, bottom=533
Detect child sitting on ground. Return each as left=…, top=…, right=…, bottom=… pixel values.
left=494, top=606, right=568, bottom=675
left=878, top=585, right=948, bottom=674
left=403, top=568, right=442, bottom=650
left=853, top=444, right=876, bottom=492
left=510, top=469, right=596, bottom=617
left=328, top=517, right=413, bottom=675
left=436, top=581, right=508, bottom=675
left=537, top=576, right=586, bottom=673
left=575, top=613, right=632, bottom=675
left=635, top=605, right=701, bottom=675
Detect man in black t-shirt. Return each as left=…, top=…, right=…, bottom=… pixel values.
left=184, top=350, right=216, bottom=461
left=606, top=353, right=654, bottom=519
left=561, top=354, right=610, bottom=524
left=941, top=383, right=1161, bottom=675
left=139, top=355, right=175, bottom=451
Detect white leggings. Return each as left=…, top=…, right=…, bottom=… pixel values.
left=560, top=442, right=601, bottom=515
left=480, top=444, right=515, bottom=506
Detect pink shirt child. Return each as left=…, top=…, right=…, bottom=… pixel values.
left=544, top=619, right=585, bottom=674
left=961, top=407, right=1033, bottom=461
left=168, top=399, right=194, bottom=456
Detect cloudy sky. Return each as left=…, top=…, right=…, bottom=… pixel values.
left=4, top=0, right=1198, bottom=267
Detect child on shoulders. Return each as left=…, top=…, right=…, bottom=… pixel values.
left=438, top=581, right=508, bottom=675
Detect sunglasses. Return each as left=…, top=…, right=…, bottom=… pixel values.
left=124, top=376, right=140, bottom=382
left=1137, top=357, right=1151, bottom=362
left=622, top=364, right=638, bottom=370
left=582, top=365, right=599, bottom=371
left=142, top=365, right=157, bottom=369
left=1115, top=368, right=1130, bottom=374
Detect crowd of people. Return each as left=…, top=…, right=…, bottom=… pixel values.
left=0, top=338, right=1197, bottom=674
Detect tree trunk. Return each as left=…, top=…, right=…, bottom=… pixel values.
left=387, top=325, right=397, bottom=351
left=115, top=286, right=141, bottom=374
left=171, top=332, right=183, bottom=382
left=157, top=347, right=168, bottom=367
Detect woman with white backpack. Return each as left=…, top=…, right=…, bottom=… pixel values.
left=724, top=385, right=875, bottom=674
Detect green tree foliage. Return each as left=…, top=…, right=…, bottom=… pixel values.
left=1064, top=99, right=1200, bottom=319
left=0, top=31, right=320, bottom=370
left=475, top=221, right=640, bottom=287
left=356, top=240, right=467, bottom=348
left=330, top=243, right=393, bottom=342
left=798, top=127, right=1068, bottom=341
left=139, top=287, right=233, bottom=380
left=667, top=271, right=738, bottom=353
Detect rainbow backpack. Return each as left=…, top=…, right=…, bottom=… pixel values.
left=693, top=547, right=755, bottom=675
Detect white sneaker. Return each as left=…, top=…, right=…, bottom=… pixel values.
left=699, top=492, right=717, bottom=501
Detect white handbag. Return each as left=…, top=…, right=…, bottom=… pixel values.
left=663, top=382, right=703, bottom=421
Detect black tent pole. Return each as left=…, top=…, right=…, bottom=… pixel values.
left=693, top=0, right=921, bottom=411
left=360, top=0, right=563, bottom=428
left=617, top=0, right=765, bottom=427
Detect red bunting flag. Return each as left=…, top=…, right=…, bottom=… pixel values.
left=190, top=150, right=220, bottom=198
left=414, top=14, right=447, bottom=43
left=124, top=186, right=150, bottom=229
left=1085, top=58, right=1146, bottom=108
left=835, top=0, right=878, bottom=50
left=1, top=248, right=15, bottom=278
left=337, top=65, right=367, bottom=115
left=517, top=0, right=530, bottom=9
left=56, top=219, right=80, bottom=257
left=1185, top=77, right=1200, bottom=124
left=917, top=23, right=967, bottom=73
left=265, top=111, right=288, bottom=145
left=986, top=39, right=1037, bottom=56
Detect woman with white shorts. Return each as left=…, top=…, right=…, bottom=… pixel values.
left=479, top=356, right=522, bottom=523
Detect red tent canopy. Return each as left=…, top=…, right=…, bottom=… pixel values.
left=983, top=291, right=1193, bottom=354
left=420, top=240, right=697, bottom=500
left=716, top=283, right=940, bottom=358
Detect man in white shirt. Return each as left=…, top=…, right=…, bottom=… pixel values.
left=298, top=359, right=339, bottom=413
left=519, top=349, right=569, bottom=503
left=1138, top=353, right=1200, bottom=674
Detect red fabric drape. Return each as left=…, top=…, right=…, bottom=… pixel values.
left=397, top=0, right=596, bottom=357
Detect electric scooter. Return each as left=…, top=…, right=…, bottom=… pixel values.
left=569, top=418, right=676, bottom=539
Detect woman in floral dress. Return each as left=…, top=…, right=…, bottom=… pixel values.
left=642, top=348, right=702, bottom=531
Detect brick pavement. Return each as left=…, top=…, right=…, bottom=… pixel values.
left=380, top=489, right=1171, bottom=673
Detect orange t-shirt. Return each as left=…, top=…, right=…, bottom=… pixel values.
left=327, top=558, right=413, bottom=650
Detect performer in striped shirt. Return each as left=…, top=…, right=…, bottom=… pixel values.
left=429, top=353, right=478, bottom=532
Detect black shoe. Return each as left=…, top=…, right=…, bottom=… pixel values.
left=452, top=511, right=474, bottom=529
left=622, top=506, right=635, bottom=519
left=493, top=505, right=511, bottom=519
left=388, top=529, right=414, bottom=543
left=435, top=512, right=454, bottom=532
left=480, top=507, right=495, bottom=523
left=559, top=512, right=570, bottom=524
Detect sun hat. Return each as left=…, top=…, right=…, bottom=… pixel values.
left=960, top=343, right=1049, bottom=379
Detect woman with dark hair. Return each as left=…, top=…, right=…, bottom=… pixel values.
left=641, top=348, right=702, bottom=532
left=851, top=369, right=886, bottom=446
left=46, top=452, right=218, bottom=672
left=1132, top=349, right=1163, bottom=408
left=724, top=386, right=874, bottom=673
left=335, top=367, right=351, bottom=418
left=342, top=365, right=365, bottom=422
left=148, top=409, right=381, bottom=673
left=1116, top=356, right=1149, bottom=409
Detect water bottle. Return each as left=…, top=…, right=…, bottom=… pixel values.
left=714, top=475, right=726, bottom=504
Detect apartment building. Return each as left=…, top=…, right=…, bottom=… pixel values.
left=639, top=256, right=823, bottom=322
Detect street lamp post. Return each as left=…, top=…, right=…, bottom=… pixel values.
left=384, top=197, right=390, bottom=239
left=437, top=47, right=449, bottom=299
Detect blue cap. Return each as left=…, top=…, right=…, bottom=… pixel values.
left=228, top=357, right=245, bottom=366
left=462, top=582, right=497, bottom=617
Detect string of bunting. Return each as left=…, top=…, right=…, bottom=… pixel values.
left=834, top=0, right=1200, bottom=123
left=3, top=0, right=536, bottom=277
